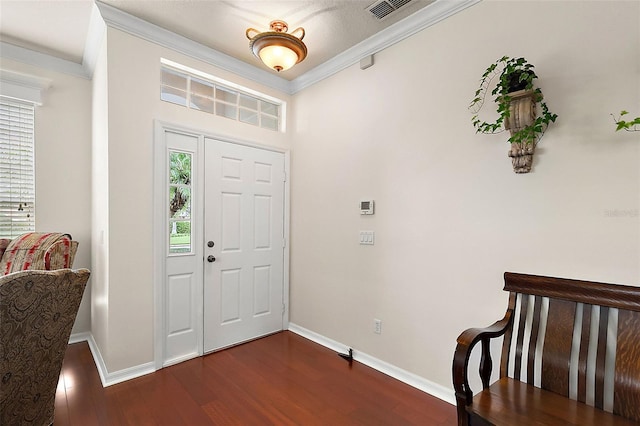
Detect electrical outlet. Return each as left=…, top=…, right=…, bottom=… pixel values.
left=374, top=318, right=382, bottom=334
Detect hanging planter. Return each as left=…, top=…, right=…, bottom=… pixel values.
left=469, top=57, right=558, bottom=173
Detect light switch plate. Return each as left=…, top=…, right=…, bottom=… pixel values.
left=359, top=231, right=374, bottom=245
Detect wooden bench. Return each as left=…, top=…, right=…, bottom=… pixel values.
left=452, top=272, right=640, bottom=425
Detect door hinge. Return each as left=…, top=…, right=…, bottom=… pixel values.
left=282, top=303, right=286, bottom=314
left=282, top=171, right=287, bottom=182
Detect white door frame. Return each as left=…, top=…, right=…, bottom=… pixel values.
left=153, top=120, right=291, bottom=370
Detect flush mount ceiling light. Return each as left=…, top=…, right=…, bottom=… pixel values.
left=246, top=20, right=307, bottom=72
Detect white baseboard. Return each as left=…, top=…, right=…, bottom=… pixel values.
left=69, top=331, right=91, bottom=344
left=162, top=351, right=200, bottom=368
left=68, top=332, right=155, bottom=387
left=288, top=323, right=456, bottom=405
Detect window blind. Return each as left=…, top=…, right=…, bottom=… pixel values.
left=0, top=98, right=35, bottom=238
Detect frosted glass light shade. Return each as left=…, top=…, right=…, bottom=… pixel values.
left=258, top=45, right=299, bottom=72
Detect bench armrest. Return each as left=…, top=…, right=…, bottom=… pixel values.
left=452, top=310, right=514, bottom=425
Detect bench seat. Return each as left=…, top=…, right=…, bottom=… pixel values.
left=470, top=378, right=638, bottom=426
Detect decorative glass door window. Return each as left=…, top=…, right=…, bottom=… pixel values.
left=169, top=151, right=192, bottom=254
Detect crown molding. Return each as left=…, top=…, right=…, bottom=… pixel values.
left=94, top=1, right=291, bottom=94
left=0, top=42, right=89, bottom=79
left=0, top=68, right=52, bottom=105
left=289, top=0, right=481, bottom=94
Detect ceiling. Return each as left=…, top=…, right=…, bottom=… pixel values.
left=0, top=0, right=437, bottom=81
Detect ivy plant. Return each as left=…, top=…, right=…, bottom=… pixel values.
left=612, top=110, right=640, bottom=132
left=470, top=56, right=558, bottom=144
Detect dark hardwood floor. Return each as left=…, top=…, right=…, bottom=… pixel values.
left=54, top=331, right=457, bottom=425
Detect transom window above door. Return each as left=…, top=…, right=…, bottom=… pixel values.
left=160, top=60, right=283, bottom=132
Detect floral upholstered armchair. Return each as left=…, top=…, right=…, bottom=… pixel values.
left=0, top=232, right=78, bottom=274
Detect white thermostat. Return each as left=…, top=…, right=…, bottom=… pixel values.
left=360, top=200, right=375, bottom=215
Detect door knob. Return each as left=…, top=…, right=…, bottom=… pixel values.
left=207, top=255, right=216, bottom=263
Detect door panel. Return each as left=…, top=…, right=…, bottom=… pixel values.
left=221, top=192, right=242, bottom=250
left=204, top=139, right=285, bottom=352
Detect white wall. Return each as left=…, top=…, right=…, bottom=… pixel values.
left=1, top=58, right=93, bottom=334
left=96, top=27, right=292, bottom=372
left=91, top=30, right=110, bottom=355
left=289, top=0, right=639, bottom=391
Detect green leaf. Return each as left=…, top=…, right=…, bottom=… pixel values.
left=470, top=56, right=558, bottom=141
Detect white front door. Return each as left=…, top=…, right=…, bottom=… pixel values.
left=203, top=138, right=286, bottom=352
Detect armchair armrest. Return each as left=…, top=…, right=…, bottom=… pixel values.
left=452, top=310, right=514, bottom=426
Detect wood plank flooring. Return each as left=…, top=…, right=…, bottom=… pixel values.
left=54, top=331, right=457, bottom=425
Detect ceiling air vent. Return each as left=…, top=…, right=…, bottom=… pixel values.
left=367, top=0, right=413, bottom=20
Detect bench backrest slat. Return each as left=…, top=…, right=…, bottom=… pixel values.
left=541, top=298, right=574, bottom=397
left=500, top=273, right=640, bottom=423
left=577, top=304, right=591, bottom=404
left=615, top=310, right=640, bottom=422
left=526, top=295, right=543, bottom=385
